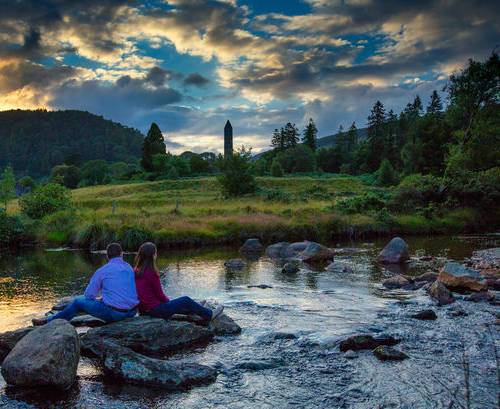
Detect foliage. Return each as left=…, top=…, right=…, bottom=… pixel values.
left=141, top=123, right=166, bottom=171
left=336, top=192, right=386, bottom=214
left=51, top=164, right=81, bottom=188
left=217, top=147, right=257, bottom=197
left=0, top=210, right=25, bottom=247
left=20, top=183, right=72, bottom=219
left=270, top=158, right=284, bottom=177
left=271, top=123, right=300, bottom=151
left=18, top=176, right=36, bottom=191
left=316, top=146, right=342, bottom=173
left=0, top=109, right=142, bottom=178
left=0, top=166, right=16, bottom=209
left=80, top=160, right=109, bottom=186
left=276, top=144, right=316, bottom=173
left=376, top=159, right=398, bottom=186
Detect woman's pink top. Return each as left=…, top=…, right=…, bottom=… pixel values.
left=134, top=267, right=169, bottom=313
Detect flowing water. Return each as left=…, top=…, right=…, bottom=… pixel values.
left=0, top=235, right=498, bottom=409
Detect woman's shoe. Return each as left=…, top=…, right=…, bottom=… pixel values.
left=200, top=299, right=207, bottom=307
left=32, top=317, right=48, bottom=326
left=211, top=305, right=224, bottom=322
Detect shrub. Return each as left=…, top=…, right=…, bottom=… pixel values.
left=50, top=164, right=81, bottom=189
left=270, top=159, right=284, bottom=177
left=336, top=192, right=386, bottom=214
left=166, top=166, right=180, bottom=180
left=20, top=183, right=72, bottom=219
left=376, top=159, right=398, bottom=186
left=260, top=188, right=294, bottom=203
left=77, top=221, right=114, bottom=250
left=276, top=145, right=316, bottom=173
left=117, top=226, right=152, bottom=251
left=0, top=210, right=25, bottom=247
left=217, top=147, right=257, bottom=197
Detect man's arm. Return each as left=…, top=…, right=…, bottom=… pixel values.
left=84, top=267, right=104, bottom=299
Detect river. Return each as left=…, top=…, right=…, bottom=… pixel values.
left=0, top=235, right=498, bottom=408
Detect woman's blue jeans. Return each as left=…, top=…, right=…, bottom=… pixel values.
left=147, top=296, right=212, bottom=321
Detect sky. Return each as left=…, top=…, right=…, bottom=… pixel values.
left=0, top=0, right=499, bottom=154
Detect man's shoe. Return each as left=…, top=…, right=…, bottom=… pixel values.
left=211, top=305, right=224, bottom=322
left=32, top=317, right=48, bottom=326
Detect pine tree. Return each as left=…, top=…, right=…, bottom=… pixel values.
left=271, top=128, right=285, bottom=151
left=141, top=123, right=166, bottom=171
left=426, top=90, right=443, bottom=114
left=0, top=166, right=16, bottom=210
left=302, top=118, right=318, bottom=151
left=365, top=100, right=387, bottom=172
left=412, top=95, right=423, bottom=115
left=346, top=122, right=358, bottom=154
left=282, top=123, right=300, bottom=148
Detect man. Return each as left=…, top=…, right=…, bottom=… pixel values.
left=32, top=243, right=139, bottom=326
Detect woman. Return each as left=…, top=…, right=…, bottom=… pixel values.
left=134, top=242, right=223, bottom=322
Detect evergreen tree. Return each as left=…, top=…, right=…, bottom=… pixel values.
left=282, top=123, right=300, bottom=148
left=0, top=166, right=16, bottom=210
left=302, top=118, right=318, bottom=151
left=217, top=146, right=256, bottom=197
left=141, top=123, right=166, bottom=171
left=412, top=95, right=423, bottom=115
left=270, top=158, right=284, bottom=177
left=365, top=100, right=387, bottom=172
left=336, top=125, right=346, bottom=157
left=377, top=159, right=397, bottom=186
left=346, top=122, right=358, bottom=155
left=426, top=90, right=443, bottom=114
left=271, top=128, right=285, bottom=151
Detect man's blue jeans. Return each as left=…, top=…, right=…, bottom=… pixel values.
left=47, top=296, right=137, bottom=323
left=147, top=296, right=212, bottom=321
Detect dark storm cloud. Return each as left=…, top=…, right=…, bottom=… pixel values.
left=183, top=73, right=210, bottom=87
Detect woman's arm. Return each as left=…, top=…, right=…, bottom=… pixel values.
left=151, top=271, right=169, bottom=303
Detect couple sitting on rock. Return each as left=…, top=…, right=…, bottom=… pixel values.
left=32, top=242, right=224, bottom=326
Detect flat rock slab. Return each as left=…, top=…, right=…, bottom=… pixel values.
left=1, top=320, right=80, bottom=389
left=339, top=334, right=400, bottom=352
left=0, top=327, right=34, bottom=364
left=70, top=315, right=106, bottom=328
left=373, top=346, right=409, bottom=361
left=103, top=341, right=217, bottom=389
left=81, top=317, right=213, bottom=359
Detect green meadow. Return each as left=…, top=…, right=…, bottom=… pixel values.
left=20, top=175, right=490, bottom=250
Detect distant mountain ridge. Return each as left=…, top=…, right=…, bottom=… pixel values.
left=0, top=109, right=144, bottom=177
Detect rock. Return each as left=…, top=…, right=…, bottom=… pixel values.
left=450, top=308, right=468, bottom=317
left=419, top=256, right=434, bottom=261
left=428, top=281, right=455, bottom=306
left=265, top=242, right=290, bottom=258
left=209, top=313, right=242, bottom=336
left=0, top=327, right=34, bottom=364
left=325, top=261, right=354, bottom=273
left=224, top=259, right=246, bottom=270
left=52, top=296, right=77, bottom=310
left=102, top=341, right=216, bottom=389
left=239, top=238, right=264, bottom=254
left=282, top=262, right=300, bottom=274
left=414, top=271, right=438, bottom=282
left=81, top=317, right=213, bottom=359
left=382, top=274, right=411, bottom=289
left=299, top=242, right=334, bottom=262
left=377, top=237, right=410, bottom=264
left=282, top=242, right=309, bottom=258
left=70, top=314, right=106, bottom=328
left=411, top=310, right=437, bottom=320
left=233, top=359, right=284, bottom=371
left=465, top=291, right=496, bottom=303
left=438, top=262, right=487, bottom=293
left=247, top=284, right=273, bottom=289
left=373, top=346, right=408, bottom=361
left=1, top=320, right=79, bottom=389
left=339, top=334, right=400, bottom=352
left=344, top=350, right=358, bottom=359
left=486, top=278, right=500, bottom=290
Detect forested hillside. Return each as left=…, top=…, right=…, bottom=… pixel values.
left=0, top=110, right=143, bottom=177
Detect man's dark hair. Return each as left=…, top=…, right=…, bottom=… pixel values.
left=106, top=243, right=123, bottom=259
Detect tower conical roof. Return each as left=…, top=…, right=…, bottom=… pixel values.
left=224, top=120, right=232, bottom=130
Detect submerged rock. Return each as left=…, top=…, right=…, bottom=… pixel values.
left=248, top=284, right=273, bottom=289
left=411, top=310, right=437, bottom=320
left=282, top=262, right=300, bottom=274
left=377, top=237, right=409, bottom=264
left=1, top=319, right=79, bottom=389
left=239, top=238, right=264, bottom=254
left=224, top=259, right=247, bottom=270
left=265, top=241, right=333, bottom=262
left=0, top=327, right=34, bottom=364
left=103, top=341, right=217, bottom=389
left=373, top=346, right=408, bottom=361
left=81, top=317, right=213, bottom=359
left=428, top=281, right=455, bottom=306
left=465, top=291, right=496, bottom=303
left=382, top=274, right=411, bottom=289
left=339, top=334, right=400, bottom=352
left=325, top=261, right=354, bottom=273
left=438, top=262, right=487, bottom=293
left=233, top=359, right=284, bottom=371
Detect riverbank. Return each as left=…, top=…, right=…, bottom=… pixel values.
left=5, top=176, right=499, bottom=250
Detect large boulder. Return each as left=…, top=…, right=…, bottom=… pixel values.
left=70, top=315, right=106, bottom=328
left=1, top=319, right=79, bottom=389
left=265, top=242, right=291, bottom=258
left=377, top=237, right=409, bottom=264
left=382, top=274, right=411, bottom=289
left=239, top=238, right=264, bottom=254
left=339, top=334, right=399, bottom=352
left=209, top=314, right=242, bottom=336
left=438, top=262, right=487, bottom=293
left=298, top=242, right=334, bottom=262
left=80, top=317, right=213, bottom=359
left=428, top=281, right=455, bottom=306
left=102, top=341, right=217, bottom=389
left=282, top=242, right=309, bottom=258
left=0, top=327, right=34, bottom=364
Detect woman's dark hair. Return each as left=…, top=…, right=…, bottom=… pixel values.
left=134, top=242, right=159, bottom=277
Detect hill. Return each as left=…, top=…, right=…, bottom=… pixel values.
left=0, top=109, right=143, bottom=177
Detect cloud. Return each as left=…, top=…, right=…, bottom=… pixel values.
left=183, top=73, right=210, bottom=87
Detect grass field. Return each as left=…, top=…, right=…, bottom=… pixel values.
left=17, top=175, right=489, bottom=250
